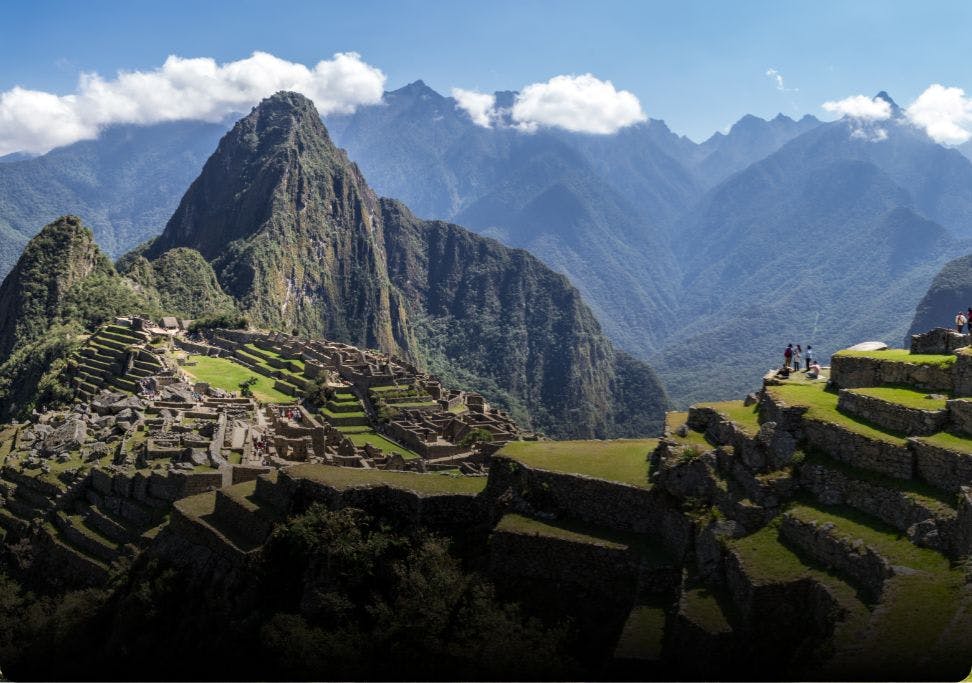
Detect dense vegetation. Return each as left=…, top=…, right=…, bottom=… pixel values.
left=0, top=506, right=579, bottom=681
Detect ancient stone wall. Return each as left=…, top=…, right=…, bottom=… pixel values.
left=910, top=438, right=972, bottom=494
left=830, top=356, right=954, bottom=392
left=778, top=515, right=892, bottom=601
left=486, top=455, right=694, bottom=560
left=837, top=390, right=947, bottom=436
left=910, top=328, right=970, bottom=355
left=801, top=420, right=913, bottom=479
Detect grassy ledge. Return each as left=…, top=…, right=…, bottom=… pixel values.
left=498, top=439, right=657, bottom=488
left=833, top=348, right=956, bottom=368
left=767, top=383, right=907, bottom=445
left=847, top=386, right=949, bottom=411
left=286, top=463, right=487, bottom=495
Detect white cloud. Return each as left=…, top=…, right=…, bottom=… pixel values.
left=451, top=88, right=496, bottom=128
left=821, top=95, right=892, bottom=121
left=0, top=51, right=386, bottom=155
left=765, top=68, right=798, bottom=93
left=511, top=74, right=646, bottom=134
left=450, top=74, right=646, bottom=135
left=904, top=84, right=972, bottom=145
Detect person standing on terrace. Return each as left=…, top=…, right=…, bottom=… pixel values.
left=957, top=311, right=967, bottom=333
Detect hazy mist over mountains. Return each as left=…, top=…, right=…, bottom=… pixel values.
left=1, top=82, right=971, bottom=405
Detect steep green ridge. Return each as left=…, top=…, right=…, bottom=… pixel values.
left=121, top=247, right=236, bottom=319
left=0, top=216, right=158, bottom=417
left=139, top=92, right=668, bottom=437
left=382, top=199, right=668, bottom=437
left=0, top=216, right=148, bottom=358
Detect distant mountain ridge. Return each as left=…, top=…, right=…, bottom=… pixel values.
left=2, top=83, right=970, bottom=408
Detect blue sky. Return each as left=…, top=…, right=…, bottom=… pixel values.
left=2, top=0, right=972, bottom=141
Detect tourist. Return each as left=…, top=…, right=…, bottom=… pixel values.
left=793, top=344, right=803, bottom=372
left=807, top=361, right=822, bottom=379
left=805, top=344, right=814, bottom=371
left=784, top=343, right=793, bottom=369
left=957, top=311, right=968, bottom=333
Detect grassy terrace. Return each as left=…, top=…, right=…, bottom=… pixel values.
left=498, top=439, right=658, bottom=488
left=767, top=382, right=907, bottom=445
left=613, top=604, right=667, bottom=661
left=665, top=412, right=710, bottom=449
left=286, top=463, right=487, bottom=495
left=320, top=407, right=367, bottom=419
left=680, top=586, right=732, bottom=633
left=697, top=399, right=761, bottom=435
left=345, top=430, right=420, bottom=460
left=242, top=343, right=306, bottom=372
left=786, top=499, right=964, bottom=675
left=848, top=386, right=949, bottom=411
left=915, top=430, right=972, bottom=454
left=496, top=514, right=670, bottom=563
left=182, top=355, right=294, bottom=403
left=730, top=523, right=869, bottom=615
left=788, top=499, right=950, bottom=573
left=833, top=348, right=956, bottom=368
left=802, top=450, right=955, bottom=515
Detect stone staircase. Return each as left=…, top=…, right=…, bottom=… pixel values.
left=72, top=323, right=162, bottom=401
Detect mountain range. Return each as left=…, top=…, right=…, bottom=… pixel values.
left=1, top=83, right=971, bottom=406
left=0, top=93, right=668, bottom=438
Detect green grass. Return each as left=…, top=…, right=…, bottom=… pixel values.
left=387, top=400, right=438, bottom=409
left=613, top=604, right=667, bottom=661
left=788, top=499, right=950, bottom=573
left=499, top=439, right=657, bottom=488
left=182, top=355, right=294, bottom=404
left=785, top=498, right=964, bottom=677
left=665, top=412, right=710, bottom=448
left=345, top=431, right=420, bottom=460
left=320, top=407, right=367, bottom=419
left=495, top=514, right=669, bottom=564
left=336, top=425, right=372, bottom=434
left=680, top=587, right=732, bottom=633
left=833, top=348, right=957, bottom=368
left=915, top=430, right=972, bottom=454
left=768, top=383, right=907, bottom=445
left=697, top=400, right=761, bottom=435
left=848, top=386, right=949, bottom=411
left=287, top=463, right=487, bottom=495
left=369, top=385, right=405, bottom=394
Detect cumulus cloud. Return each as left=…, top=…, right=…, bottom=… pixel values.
left=451, top=74, right=646, bottom=134
left=904, top=84, right=972, bottom=145
left=451, top=88, right=497, bottom=128
left=765, top=68, right=798, bottom=93
left=0, top=51, right=386, bottom=155
left=821, top=94, right=892, bottom=121
left=511, top=74, right=646, bottom=134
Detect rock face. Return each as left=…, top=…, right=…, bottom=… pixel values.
left=138, top=92, right=668, bottom=438
left=909, top=253, right=972, bottom=341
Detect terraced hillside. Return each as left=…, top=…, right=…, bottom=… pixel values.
left=70, top=322, right=165, bottom=400
left=136, top=331, right=972, bottom=680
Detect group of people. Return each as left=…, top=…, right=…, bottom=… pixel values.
left=279, top=406, right=302, bottom=424
left=780, top=343, right=822, bottom=379
left=955, top=308, right=972, bottom=333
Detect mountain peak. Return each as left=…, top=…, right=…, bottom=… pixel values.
left=874, top=90, right=902, bottom=115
